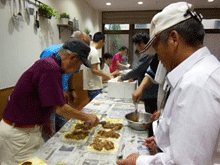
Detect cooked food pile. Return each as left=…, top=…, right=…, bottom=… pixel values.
left=90, top=137, right=114, bottom=151
left=102, top=122, right=123, bottom=131
left=97, top=130, right=120, bottom=139
left=75, top=122, right=92, bottom=130
left=64, top=130, right=90, bottom=140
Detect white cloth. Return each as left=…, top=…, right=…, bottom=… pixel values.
left=102, top=63, right=110, bottom=74
left=155, top=61, right=167, bottom=110
left=137, top=47, right=220, bottom=165
left=0, top=120, right=45, bottom=165
left=83, top=46, right=103, bottom=90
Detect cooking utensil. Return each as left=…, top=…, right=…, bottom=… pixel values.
left=117, top=143, right=125, bottom=159
left=125, top=112, right=153, bottom=131
left=99, top=121, right=107, bottom=125
left=131, top=103, right=139, bottom=122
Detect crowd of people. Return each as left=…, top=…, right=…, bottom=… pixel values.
left=0, top=1, right=220, bottom=165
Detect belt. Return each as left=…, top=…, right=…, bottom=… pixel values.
left=3, top=118, right=41, bottom=128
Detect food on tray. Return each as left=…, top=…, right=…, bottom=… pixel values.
left=21, top=162, right=32, bottom=165
left=75, top=122, right=92, bottom=130
left=19, top=157, right=47, bottom=165
left=64, top=130, right=90, bottom=140
left=97, top=130, right=120, bottom=139
left=90, top=137, right=114, bottom=151
left=102, top=122, right=123, bottom=131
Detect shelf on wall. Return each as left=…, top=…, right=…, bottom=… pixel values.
left=57, top=24, right=77, bottom=39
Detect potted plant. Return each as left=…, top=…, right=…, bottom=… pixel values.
left=84, top=28, right=91, bottom=35
left=38, top=4, right=59, bottom=19
left=85, top=28, right=92, bottom=40
left=59, top=13, right=70, bottom=24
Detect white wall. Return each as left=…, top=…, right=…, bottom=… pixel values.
left=0, top=0, right=102, bottom=89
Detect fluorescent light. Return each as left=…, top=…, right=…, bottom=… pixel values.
left=138, top=1, right=143, bottom=5
left=208, top=0, right=214, bottom=2
left=106, top=2, right=111, bottom=6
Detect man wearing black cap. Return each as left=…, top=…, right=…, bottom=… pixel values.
left=118, top=2, right=220, bottom=165
left=40, top=31, right=91, bottom=136
left=0, top=38, right=99, bottom=164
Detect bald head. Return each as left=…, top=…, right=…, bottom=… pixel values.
left=71, top=31, right=90, bottom=45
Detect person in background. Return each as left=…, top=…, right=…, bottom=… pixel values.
left=102, top=53, right=120, bottom=80
left=40, top=31, right=90, bottom=135
left=110, top=46, right=129, bottom=73
left=118, top=2, right=220, bottom=165
left=121, top=52, right=129, bottom=70
left=118, top=32, right=158, bottom=114
left=83, top=32, right=112, bottom=100
left=102, top=53, right=113, bottom=74
left=0, top=38, right=99, bottom=164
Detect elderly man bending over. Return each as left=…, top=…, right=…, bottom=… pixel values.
left=0, top=38, right=99, bottom=164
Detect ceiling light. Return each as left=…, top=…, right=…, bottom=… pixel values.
left=138, top=1, right=143, bottom=5
left=208, top=0, right=214, bottom=2
left=106, top=2, right=111, bottom=6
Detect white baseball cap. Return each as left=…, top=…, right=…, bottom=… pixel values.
left=140, top=2, right=203, bottom=53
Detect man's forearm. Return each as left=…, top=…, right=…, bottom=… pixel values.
left=56, top=104, right=88, bottom=121
left=92, top=68, right=110, bottom=78
left=138, top=76, right=153, bottom=91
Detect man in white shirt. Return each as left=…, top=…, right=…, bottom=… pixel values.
left=117, top=2, right=220, bottom=165
left=83, top=32, right=112, bottom=100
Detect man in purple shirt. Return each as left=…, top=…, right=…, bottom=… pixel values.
left=0, top=38, right=99, bottom=164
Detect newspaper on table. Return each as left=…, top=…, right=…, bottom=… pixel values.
left=30, top=93, right=150, bottom=165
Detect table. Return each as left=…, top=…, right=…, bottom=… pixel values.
left=32, top=93, right=151, bottom=165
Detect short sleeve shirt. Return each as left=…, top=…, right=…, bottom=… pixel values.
left=40, top=44, right=71, bottom=91
left=83, top=46, right=102, bottom=90
left=102, top=63, right=110, bottom=74
left=110, top=53, right=122, bottom=73
left=3, top=56, right=65, bottom=125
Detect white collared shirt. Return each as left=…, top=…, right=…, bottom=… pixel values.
left=137, top=47, right=220, bottom=165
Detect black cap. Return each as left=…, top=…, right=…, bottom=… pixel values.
left=62, top=38, right=92, bottom=68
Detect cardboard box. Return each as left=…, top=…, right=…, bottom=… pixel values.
left=108, top=78, right=137, bottom=99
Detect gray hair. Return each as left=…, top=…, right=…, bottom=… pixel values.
left=159, top=18, right=205, bottom=47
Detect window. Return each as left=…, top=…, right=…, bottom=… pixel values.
left=104, top=24, right=130, bottom=30
left=134, top=24, right=151, bottom=29
left=104, top=34, right=129, bottom=56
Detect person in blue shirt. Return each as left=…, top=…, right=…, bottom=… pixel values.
left=40, top=31, right=91, bottom=139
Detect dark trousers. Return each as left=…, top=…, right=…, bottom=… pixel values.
left=143, top=98, right=157, bottom=137
left=143, top=98, right=157, bottom=114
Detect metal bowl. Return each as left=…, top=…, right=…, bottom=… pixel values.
left=125, top=112, right=153, bottom=131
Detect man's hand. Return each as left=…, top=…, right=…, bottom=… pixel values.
left=151, top=110, right=161, bottom=120
left=143, top=136, right=158, bottom=154
left=112, top=69, right=121, bottom=77
left=117, top=153, right=139, bottom=165
left=64, top=90, right=77, bottom=104
left=85, top=114, right=99, bottom=127
left=132, top=87, right=143, bottom=103
left=118, top=76, right=123, bottom=82
left=128, top=79, right=134, bottom=82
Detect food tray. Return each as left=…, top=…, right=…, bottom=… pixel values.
left=19, top=157, right=47, bottom=165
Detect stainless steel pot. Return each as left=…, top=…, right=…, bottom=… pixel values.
left=125, top=112, right=153, bottom=131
